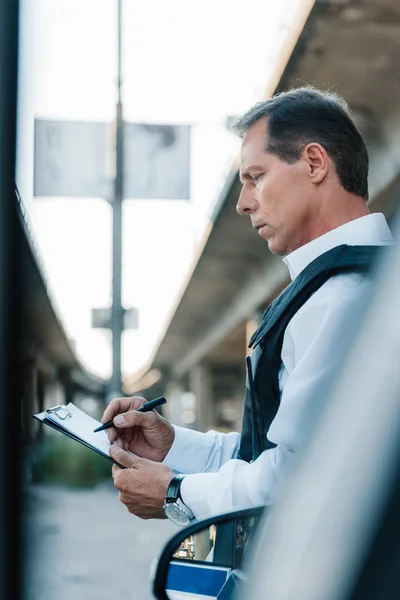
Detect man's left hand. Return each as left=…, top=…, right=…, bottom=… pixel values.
left=110, top=444, right=174, bottom=520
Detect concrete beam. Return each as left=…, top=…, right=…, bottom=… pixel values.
left=172, top=258, right=288, bottom=379
left=368, top=114, right=400, bottom=201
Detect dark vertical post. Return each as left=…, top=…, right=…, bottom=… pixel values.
left=109, top=0, right=124, bottom=401
left=0, top=1, right=20, bottom=597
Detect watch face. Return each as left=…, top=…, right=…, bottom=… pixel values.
left=164, top=503, right=190, bottom=526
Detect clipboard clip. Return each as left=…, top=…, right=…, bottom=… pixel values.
left=46, top=405, right=72, bottom=420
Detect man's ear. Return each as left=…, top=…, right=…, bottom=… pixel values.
left=303, top=142, right=329, bottom=184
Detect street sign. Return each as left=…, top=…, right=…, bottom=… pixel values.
left=124, top=123, right=190, bottom=199
left=34, top=119, right=190, bottom=201
left=91, top=306, right=138, bottom=330
left=34, top=119, right=113, bottom=198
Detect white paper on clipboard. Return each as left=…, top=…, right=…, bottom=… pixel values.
left=33, top=402, right=112, bottom=461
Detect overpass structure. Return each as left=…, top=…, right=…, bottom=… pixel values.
left=125, top=0, right=400, bottom=433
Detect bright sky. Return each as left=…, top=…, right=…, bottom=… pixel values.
left=16, top=0, right=301, bottom=380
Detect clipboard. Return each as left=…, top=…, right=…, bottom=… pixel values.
left=33, top=402, right=125, bottom=467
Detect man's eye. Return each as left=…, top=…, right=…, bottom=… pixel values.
left=252, top=174, right=263, bottom=183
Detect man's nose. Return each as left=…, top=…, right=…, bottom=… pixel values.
left=236, top=187, right=257, bottom=215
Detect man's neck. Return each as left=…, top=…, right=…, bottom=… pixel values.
left=303, top=192, right=371, bottom=249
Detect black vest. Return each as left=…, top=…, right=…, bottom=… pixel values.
left=238, top=244, right=382, bottom=463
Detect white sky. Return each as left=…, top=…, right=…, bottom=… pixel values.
left=16, top=0, right=301, bottom=379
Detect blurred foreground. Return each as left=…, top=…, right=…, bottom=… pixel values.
left=23, top=482, right=178, bottom=600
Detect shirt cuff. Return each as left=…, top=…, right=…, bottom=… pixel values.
left=180, top=472, right=220, bottom=520
left=162, top=425, right=216, bottom=474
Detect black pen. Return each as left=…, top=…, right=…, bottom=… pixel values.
left=93, top=396, right=167, bottom=432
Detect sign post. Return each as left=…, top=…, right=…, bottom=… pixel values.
left=109, top=0, right=124, bottom=400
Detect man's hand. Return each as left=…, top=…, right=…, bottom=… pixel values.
left=110, top=445, right=175, bottom=520
left=101, top=396, right=175, bottom=462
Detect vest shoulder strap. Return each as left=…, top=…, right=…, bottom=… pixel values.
left=249, top=244, right=383, bottom=349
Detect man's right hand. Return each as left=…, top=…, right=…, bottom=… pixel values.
left=101, top=397, right=175, bottom=462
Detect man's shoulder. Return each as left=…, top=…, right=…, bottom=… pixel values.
left=281, top=272, right=373, bottom=366
left=289, top=270, right=374, bottom=326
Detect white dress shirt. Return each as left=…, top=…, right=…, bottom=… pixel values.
left=163, top=213, right=394, bottom=520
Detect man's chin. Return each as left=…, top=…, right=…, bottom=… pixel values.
left=266, top=238, right=285, bottom=257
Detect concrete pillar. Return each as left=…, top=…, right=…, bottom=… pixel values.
left=163, top=380, right=199, bottom=429
left=20, top=359, right=43, bottom=489
left=164, top=380, right=186, bottom=427
left=189, top=363, right=213, bottom=432
left=194, top=528, right=213, bottom=561
left=21, top=359, right=38, bottom=444
left=245, top=310, right=263, bottom=356
left=44, top=380, right=66, bottom=410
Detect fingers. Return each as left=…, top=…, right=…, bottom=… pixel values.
left=110, top=444, right=140, bottom=469
left=106, top=409, right=154, bottom=443
left=112, top=408, right=157, bottom=430
left=106, top=425, right=120, bottom=443
left=112, top=464, right=122, bottom=479
left=101, top=396, right=146, bottom=424
left=107, top=433, right=125, bottom=447
left=112, top=456, right=173, bottom=520
left=129, top=508, right=167, bottom=520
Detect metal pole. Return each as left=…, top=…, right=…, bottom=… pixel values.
left=109, top=0, right=123, bottom=400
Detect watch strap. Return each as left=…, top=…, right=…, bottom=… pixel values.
left=165, top=475, right=185, bottom=502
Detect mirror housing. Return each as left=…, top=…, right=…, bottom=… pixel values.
left=153, top=506, right=265, bottom=600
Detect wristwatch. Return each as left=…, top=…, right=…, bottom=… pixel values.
left=164, top=475, right=194, bottom=526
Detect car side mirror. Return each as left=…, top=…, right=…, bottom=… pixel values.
left=153, top=506, right=265, bottom=600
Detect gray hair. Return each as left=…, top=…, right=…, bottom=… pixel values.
left=233, top=86, right=369, bottom=201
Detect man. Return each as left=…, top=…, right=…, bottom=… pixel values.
left=103, top=87, right=393, bottom=525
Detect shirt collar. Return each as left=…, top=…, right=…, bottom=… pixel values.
left=282, top=213, right=394, bottom=281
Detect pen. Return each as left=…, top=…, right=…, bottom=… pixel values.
left=93, top=396, right=167, bottom=432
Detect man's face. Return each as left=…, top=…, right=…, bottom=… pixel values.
left=237, top=119, right=315, bottom=257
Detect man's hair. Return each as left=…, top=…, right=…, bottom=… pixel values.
left=233, top=87, right=369, bottom=201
